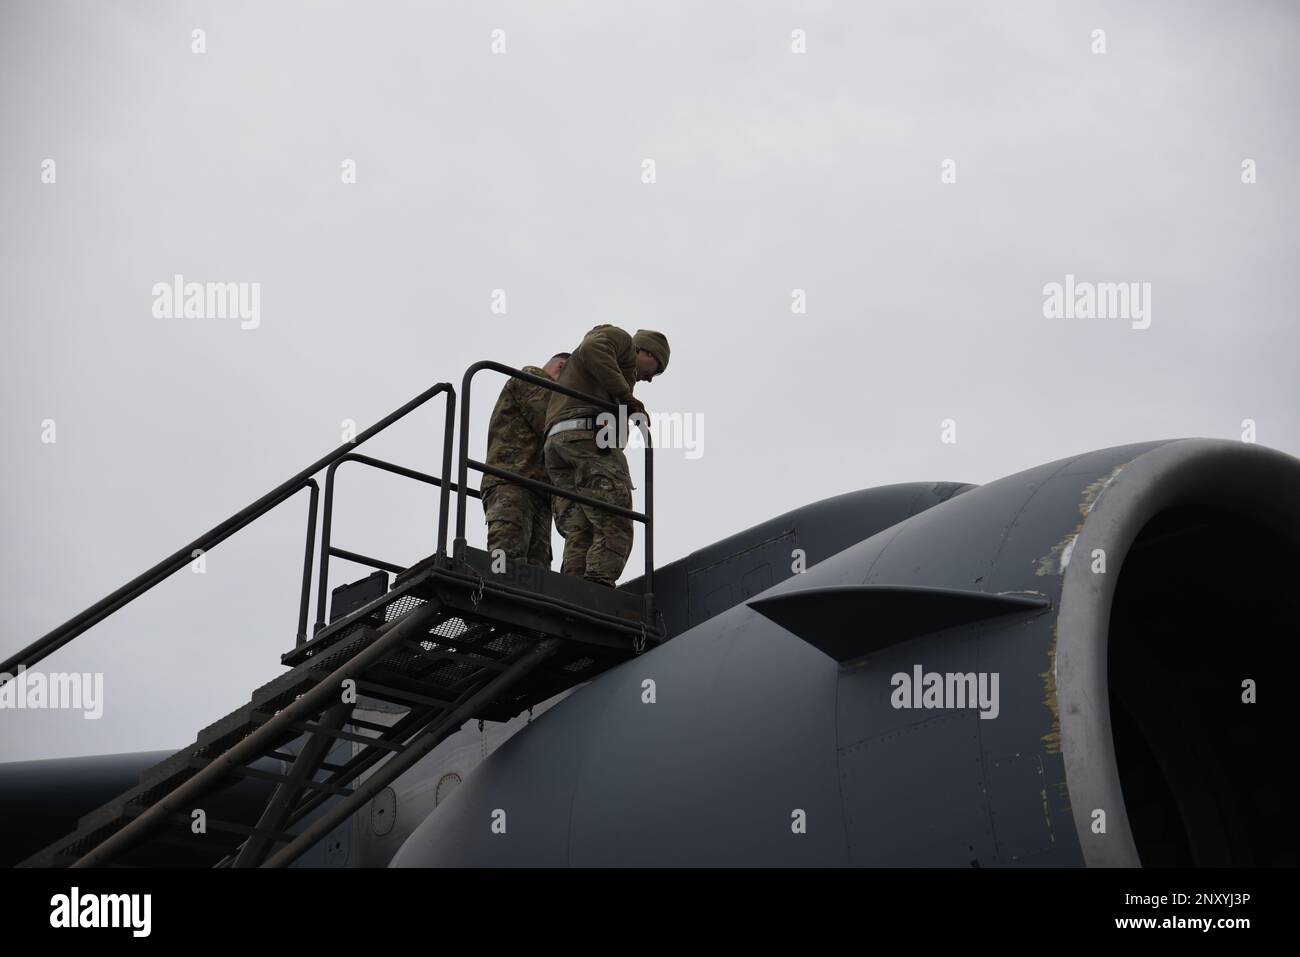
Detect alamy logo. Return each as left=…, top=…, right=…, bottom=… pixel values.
left=0, top=666, right=103, bottom=719
left=50, top=887, right=151, bottom=937
left=595, top=408, right=704, bottom=459
left=151, top=274, right=261, bottom=329
left=1042, top=274, right=1151, bottom=329
left=891, top=665, right=1000, bottom=720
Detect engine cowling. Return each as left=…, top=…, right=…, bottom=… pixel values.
left=390, top=438, right=1299, bottom=867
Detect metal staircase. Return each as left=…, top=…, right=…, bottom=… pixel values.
left=5, top=363, right=661, bottom=868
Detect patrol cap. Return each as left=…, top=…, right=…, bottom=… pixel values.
left=633, top=329, right=670, bottom=375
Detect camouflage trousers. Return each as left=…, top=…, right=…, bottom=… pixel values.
left=482, top=483, right=552, bottom=568
left=543, top=430, right=633, bottom=586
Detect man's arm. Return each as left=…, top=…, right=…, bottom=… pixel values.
left=513, top=378, right=551, bottom=436
left=577, top=326, right=636, bottom=400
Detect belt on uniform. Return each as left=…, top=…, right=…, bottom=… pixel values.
left=546, top=418, right=597, bottom=438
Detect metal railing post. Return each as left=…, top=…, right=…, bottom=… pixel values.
left=314, top=461, right=342, bottom=635
left=296, top=481, right=319, bottom=646
left=454, top=367, right=473, bottom=560
left=438, top=386, right=456, bottom=559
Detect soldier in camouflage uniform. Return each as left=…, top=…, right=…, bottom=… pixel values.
left=543, top=326, right=670, bottom=587
left=482, top=354, right=570, bottom=567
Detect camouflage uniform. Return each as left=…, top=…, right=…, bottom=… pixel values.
left=482, top=365, right=555, bottom=568
left=543, top=326, right=638, bottom=586
left=544, top=432, right=634, bottom=586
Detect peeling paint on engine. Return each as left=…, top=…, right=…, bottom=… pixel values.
left=1034, top=465, right=1127, bottom=577
left=1058, top=534, right=1078, bottom=570
left=1041, top=629, right=1060, bottom=754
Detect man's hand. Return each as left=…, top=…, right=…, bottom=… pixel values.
left=620, top=393, right=648, bottom=425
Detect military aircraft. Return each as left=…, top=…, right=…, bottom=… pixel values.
left=3, top=371, right=1294, bottom=868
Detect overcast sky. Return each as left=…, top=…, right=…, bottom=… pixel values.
left=2, top=0, right=1297, bottom=761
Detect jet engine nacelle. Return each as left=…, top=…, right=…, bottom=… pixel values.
left=391, top=439, right=1299, bottom=867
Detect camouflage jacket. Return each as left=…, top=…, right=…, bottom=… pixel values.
left=544, top=325, right=637, bottom=432
left=482, top=365, right=554, bottom=496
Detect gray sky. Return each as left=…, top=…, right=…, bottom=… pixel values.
left=2, top=0, right=1297, bottom=761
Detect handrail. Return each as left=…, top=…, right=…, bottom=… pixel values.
left=454, top=360, right=655, bottom=598
left=327, top=547, right=406, bottom=577
left=313, top=451, right=480, bottom=635
left=1, top=383, right=457, bottom=679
